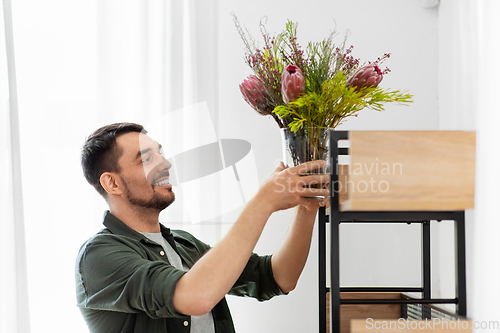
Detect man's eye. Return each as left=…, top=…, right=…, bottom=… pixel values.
left=159, top=148, right=165, bottom=157
left=142, top=156, right=152, bottom=164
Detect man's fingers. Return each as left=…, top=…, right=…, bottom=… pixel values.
left=275, top=161, right=289, bottom=172
left=300, top=174, right=330, bottom=184
left=297, top=185, right=330, bottom=198
left=288, top=160, right=327, bottom=175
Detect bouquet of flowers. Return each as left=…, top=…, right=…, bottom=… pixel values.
left=235, top=16, right=413, bottom=132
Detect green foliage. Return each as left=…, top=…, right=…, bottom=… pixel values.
left=273, top=71, right=413, bottom=131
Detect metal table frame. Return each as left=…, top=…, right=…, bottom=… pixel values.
left=318, top=130, right=467, bottom=333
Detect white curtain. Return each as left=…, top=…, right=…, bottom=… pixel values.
left=0, top=1, right=30, bottom=333
left=439, top=0, right=500, bottom=325
left=4, top=1, right=218, bottom=332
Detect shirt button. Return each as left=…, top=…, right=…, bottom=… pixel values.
left=183, top=320, right=189, bottom=326
left=160, top=251, right=165, bottom=256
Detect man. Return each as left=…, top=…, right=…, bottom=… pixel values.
left=75, top=122, right=329, bottom=333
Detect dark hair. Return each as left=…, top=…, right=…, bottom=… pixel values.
left=81, top=122, right=146, bottom=198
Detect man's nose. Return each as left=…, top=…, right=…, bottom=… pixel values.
left=145, top=156, right=173, bottom=184
left=160, top=155, right=172, bottom=170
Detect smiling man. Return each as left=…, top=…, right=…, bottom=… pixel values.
left=75, top=122, right=329, bottom=333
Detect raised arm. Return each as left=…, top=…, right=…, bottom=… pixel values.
left=270, top=202, right=323, bottom=293
left=172, top=161, right=329, bottom=315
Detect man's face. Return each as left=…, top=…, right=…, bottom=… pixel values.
left=115, top=132, right=174, bottom=211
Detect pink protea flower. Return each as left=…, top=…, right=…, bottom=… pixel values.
left=347, top=64, right=384, bottom=91
left=239, top=75, right=270, bottom=116
left=281, top=64, right=306, bottom=104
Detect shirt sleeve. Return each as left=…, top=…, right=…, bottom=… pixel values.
left=228, top=253, right=287, bottom=301
left=75, top=234, right=187, bottom=319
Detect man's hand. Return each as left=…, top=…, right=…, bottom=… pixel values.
left=255, top=160, right=330, bottom=214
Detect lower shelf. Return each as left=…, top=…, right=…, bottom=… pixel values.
left=327, top=292, right=469, bottom=333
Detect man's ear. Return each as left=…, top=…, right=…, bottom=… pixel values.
left=100, top=172, right=123, bottom=196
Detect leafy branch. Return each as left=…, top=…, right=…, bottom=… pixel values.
left=273, top=71, right=413, bottom=131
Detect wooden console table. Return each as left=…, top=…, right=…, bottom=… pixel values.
left=319, top=130, right=475, bottom=333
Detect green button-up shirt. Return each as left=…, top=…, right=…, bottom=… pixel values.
left=75, top=211, right=285, bottom=333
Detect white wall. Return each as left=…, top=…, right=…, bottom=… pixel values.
left=217, top=1, right=439, bottom=332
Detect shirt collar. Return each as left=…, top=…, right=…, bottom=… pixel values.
left=102, top=210, right=173, bottom=242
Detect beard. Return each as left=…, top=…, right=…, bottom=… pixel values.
left=120, top=176, right=175, bottom=211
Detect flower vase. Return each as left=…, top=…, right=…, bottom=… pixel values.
left=281, top=127, right=330, bottom=174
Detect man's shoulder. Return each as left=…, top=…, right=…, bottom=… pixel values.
left=81, top=228, right=122, bottom=245
left=77, top=228, right=141, bottom=257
